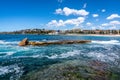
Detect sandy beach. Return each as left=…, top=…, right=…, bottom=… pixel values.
left=65, top=34, right=120, bottom=37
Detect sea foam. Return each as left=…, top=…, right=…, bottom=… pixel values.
left=84, top=51, right=117, bottom=62
left=92, top=40, right=120, bottom=45
left=0, top=40, right=19, bottom=45
left=46, top=50, right=81, bottom=59
left=7, top=52, right=15, bottom=56
left=0, top=64, right=22, bottom=75
left=0, top=40, right=5, bottom=44
left=0, top=51, right=15, bottom=57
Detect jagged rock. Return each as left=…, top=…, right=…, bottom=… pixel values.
left=19, top=38, right=29, bottom=46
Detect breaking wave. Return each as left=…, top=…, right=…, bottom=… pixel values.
left=45, top=49, right=119, bottom=62
left=0, top=40, right=19, bottom=45
left=13, top=55, right=40, bottom=59
left=46, top=50, right=81, bottom=59
left=0, top=52, right=16, bottom=57
left=11, top=50, right=80, bottom=59
left=92, top=40, right=120, bottom=45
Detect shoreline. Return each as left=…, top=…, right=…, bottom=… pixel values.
left=0, top=33, right=120, bottom=37
left=65, top=34, right=120, bottom=37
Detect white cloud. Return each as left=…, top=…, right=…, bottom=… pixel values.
left=102, top=20, right=120, bottom=27
left=107, top=14, right=120, bottom=20
left=101, top=9, right=106, bottom=12
left=101, top=23, right=109, bottom=27
left=55, top=7, right=89, bottom=16
left=110, top=20, right=120, bottom=25
left=47, top=17, right=85, bottom=27
left=48, top=20, right=65, bottom=27
left=55, top=8, right=62, bottom=14
left=92, top=14, right=99, bottom=18
left=83, top=3, right=87, bottom=8
left=86, top=22, right=92, bottom=26
left=58, top=0, right=63, bottom=3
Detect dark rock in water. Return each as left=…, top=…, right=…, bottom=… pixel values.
left=19, top=38, right=29, bottom=46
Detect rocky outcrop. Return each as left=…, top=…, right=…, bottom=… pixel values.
left=19, top=38, right=91, bottom=46
left=29, top=40, right=91, bottom=46
left=19, top=38, right=29, bottom=46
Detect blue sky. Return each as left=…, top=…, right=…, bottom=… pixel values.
left=0, top=0, right=120, bottom=31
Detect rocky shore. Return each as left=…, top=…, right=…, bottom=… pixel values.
left=19, top=38, right=91, bottom=46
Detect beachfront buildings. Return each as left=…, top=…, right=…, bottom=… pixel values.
left=63, top=29, right=120, bottom=35
left=0, top=29, right=120, bottom=35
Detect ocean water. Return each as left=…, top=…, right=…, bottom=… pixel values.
left=0, top=34, right=120, bottom=80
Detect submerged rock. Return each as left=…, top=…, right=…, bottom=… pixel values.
left=20, top=60, right=120, bottom=80
left=19, top=38, right=29, bottom=46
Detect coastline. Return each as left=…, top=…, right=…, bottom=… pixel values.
left=1, top=33, right=120, bottom=37
left=65, top=34, right=120, bottom=37
left=0, top=34, right=120, bottom=80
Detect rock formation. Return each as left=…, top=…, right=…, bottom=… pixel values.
left=19, top=38, right=91, bottom=46
left=19, top=38, right=29, bottom=46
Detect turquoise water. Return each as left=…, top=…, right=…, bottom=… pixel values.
left=0, top=34, right=120, bottom=80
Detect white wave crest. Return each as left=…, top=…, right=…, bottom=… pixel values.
left=0, top=40, right=19, bottom=45
left=46, top=50, right=81, bottom=59
left=0, top=51, right=15, bottom=56
left=7, top=52, right=15, bottom=56
left=11, top=50, right=80, bottom=59
left=41, top=39, right=59, bottom=42
left=92, top=40, right=120, bottom=45
left=13, top=55, right=40, bottom=59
